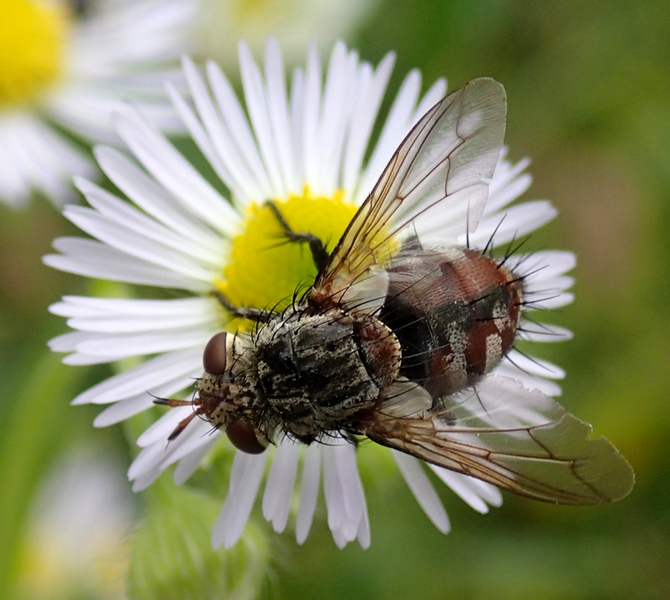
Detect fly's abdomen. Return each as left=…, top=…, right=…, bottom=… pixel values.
left=379, top=248, right=523, bottom=400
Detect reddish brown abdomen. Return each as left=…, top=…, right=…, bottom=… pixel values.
left=378, top=248, right=523, bottom=401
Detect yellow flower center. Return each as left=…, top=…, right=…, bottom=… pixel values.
left=216, top=187, right=358, bottom=330
left=0, top=0, right=69, bottom=108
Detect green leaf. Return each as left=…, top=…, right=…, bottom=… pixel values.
left=127, top=480, right=272, bottom=600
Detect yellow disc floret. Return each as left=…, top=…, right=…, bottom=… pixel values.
left=0, top=0, right=69, bottom=108
left=216, top=187, right=358, bottom=330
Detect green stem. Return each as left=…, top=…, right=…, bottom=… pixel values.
left=0, top=352, right=85, bottom=599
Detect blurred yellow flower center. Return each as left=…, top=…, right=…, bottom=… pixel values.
left=0, top=0, right=69, bottom=108
left=216, top=187, right=358, bottom=330
left=236, top=0, right=273, bottom=18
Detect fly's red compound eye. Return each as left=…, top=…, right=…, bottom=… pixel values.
left=226, top=418, right=267, bottom=454
left=203, top=332, right=228, bottom=374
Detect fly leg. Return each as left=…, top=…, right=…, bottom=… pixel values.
left=152, top=399, right=200, bottom=441
left=264, top=200, right=330, bottom=272
left=211, top=290, right=272, bottom=323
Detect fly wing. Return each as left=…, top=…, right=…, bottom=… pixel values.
left=310, top=78, right=506, bottom=311
left=355, top=375, right=634, bottom=505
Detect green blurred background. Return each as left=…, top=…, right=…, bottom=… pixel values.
left=1, top=0, right=669, bottom=598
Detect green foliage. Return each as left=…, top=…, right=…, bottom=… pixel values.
left=0, top=352, right=90, bottom=600
left=127, top=480, right=272, bottom=600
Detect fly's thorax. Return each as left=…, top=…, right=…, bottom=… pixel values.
left=252, top=307, right=401, bottom=441
left=381, top=247, right=524, bottom=399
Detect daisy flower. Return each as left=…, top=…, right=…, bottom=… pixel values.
left=0, top=0, right=195, bottom=208
left=45, top=39, right=576, bottom=550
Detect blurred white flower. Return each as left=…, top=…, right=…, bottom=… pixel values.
left=17, top=448, right=135, bottom=600
left=197, top=0, right=377, bottom=67
left=0, top=0, right=195, bottom=207
left=46, top=39, right=574, bottom=549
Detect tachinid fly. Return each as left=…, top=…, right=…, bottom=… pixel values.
left=157, top=78, right=634, bottom=506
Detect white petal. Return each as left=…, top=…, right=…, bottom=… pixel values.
left=322, top=445, right=346, bottom=533
left=128, top=442, right=169, bottom=483
left=5, top=114, right=96, bottom=198
left=52, top=295, right=210, bottom=318
left=73, top=177, right=220, bottom=269
left=93, top=395, right=155, bottom=427
left=45, top=238, right=208, bottom=291
left=70, top=348, right=201, bottom=405
left=173, top=436, right=220, bottom=485
left=137, top=406, right=193, bottom=448
left=289, top=67, right=305, bottom=184
left=206, top=60, right=273, bottom=199
left=486, top=154, right=532, bottom=213
left=128, top=419, right=213, bottom=482
left=517, top=322, right=573, bottom=343
left=429, top=466, right=502, bottom=513
left=356, top=504, right=371, bottom=549
left=515, top=251, right=576, bottom=281
left=342, top=52, right=395, bottom=195
left=158, top=419, right=217, bottom=467
left=355, top=69, right=420, bottom=205
left=322, top=441, right=367, bottom=546
left=464, top=201, right=558, bottom=248
left=167, top=81, right=231, bottom=190
left=506, top=349, right=566, bottom=379
left=412, top=77, right=448, bottom=122
left=262, top=439, right=300, bottom=532
left=50, top=296, right=218, bottom=334
left=316, top=42, right=356, bottom=194
left=393, top=452, right=450, bottom=532
left=92, top=375, right=193, bottom=427
left=112, top=106, right=239, bottom=235
left=264, top=37, right=298, bottom=193
left=177, top=58, right=263, bottom=202
left=494, top=361, right=563, bottom=396
left=212, top=451, right=269, bottom=549
left=64, top=201, right=215, bottom=283
left=238, top=41, right=285, bottom=197
left=301, top=41, right=322, bottom=189
left=131, top=468, right=163, bottom=493
left=295, top=443, right=321, bottom=544
left=93, top=147, right=224, bottom=256
left=519, top=252, right=576, bottom=308
left=63, top=329, right=211, bottom=362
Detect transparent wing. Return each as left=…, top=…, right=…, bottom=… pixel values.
left=355, top=375, right=634, bottom=505
left=311, top=78, right=506, bottom=308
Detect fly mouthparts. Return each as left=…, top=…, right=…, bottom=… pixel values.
left=168, top=411, right=199, bottom=442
